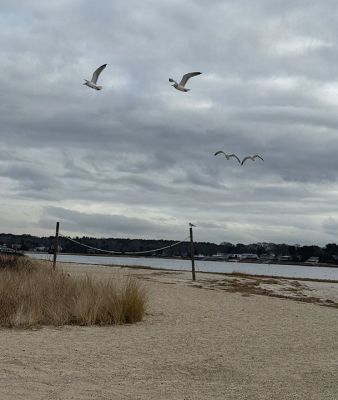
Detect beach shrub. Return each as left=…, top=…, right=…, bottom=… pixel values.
left=0, top=259, right=147, bottom=328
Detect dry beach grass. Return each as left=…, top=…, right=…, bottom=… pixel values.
left=0, top=261, right=337, bottom=400
left=0, top=255, right=146, bottom=328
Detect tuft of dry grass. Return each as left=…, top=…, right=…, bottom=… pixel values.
left=0, top=254, right=34, bottom=271
left=0, top=256, right=147, bottom=328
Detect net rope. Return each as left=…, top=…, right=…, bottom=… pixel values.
left=60, top=234, right=189, bottom=255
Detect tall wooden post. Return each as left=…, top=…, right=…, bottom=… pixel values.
left=189, top=226, right=196, bottom=281
left=52, top=221, right=60, bottom=270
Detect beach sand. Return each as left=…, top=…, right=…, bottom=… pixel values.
left=0, top=262, right=337, bottom=400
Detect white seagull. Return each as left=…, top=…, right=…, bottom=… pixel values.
left=83, top=64, right=107, bottom=90
left=169, top=72, right=202, bottom=92
left=214, top=151, right=241, bottom=164
left=241, top=155, right=264, bottom=165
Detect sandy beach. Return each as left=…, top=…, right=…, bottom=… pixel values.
left=0, top=262, right=337, bottom=400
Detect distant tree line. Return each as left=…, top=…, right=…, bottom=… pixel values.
left=1, top=233, right=338, bottom=264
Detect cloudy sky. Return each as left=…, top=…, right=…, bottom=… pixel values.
left=1, top=0, right=338, bottom=245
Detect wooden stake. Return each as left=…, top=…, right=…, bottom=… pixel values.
left=52, top=221, right=60, bottom=270
left=189, top=226, right=196, bottom=281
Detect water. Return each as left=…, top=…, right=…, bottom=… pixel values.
left=27, top=253, right=338, bottom=281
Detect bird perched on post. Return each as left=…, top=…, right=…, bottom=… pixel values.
left=241, top=155, right=264, bottom=165
left=83, top=64, right=107, bottom=90
left=169, top=72, right=202, bottom=92
left=214, top=151, right=241, bottom=164
left=189, top=223, right=196, bottom=227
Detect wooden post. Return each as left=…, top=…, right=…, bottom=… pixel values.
left=189, top=226, right=196, bottom=281
left=52, top=221, right=60, bottom=270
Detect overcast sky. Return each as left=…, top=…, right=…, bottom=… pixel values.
left=1, top=0, right=338, bottom=245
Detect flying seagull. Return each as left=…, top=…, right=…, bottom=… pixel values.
left=241, top=155, right=264, bottom=165
left=169, top=72, right=202, bottom=92
left=214, top=151, right=241, bottom=164
left=83, top=64, right=107, bottom=90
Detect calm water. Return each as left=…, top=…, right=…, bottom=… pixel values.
left=27, top=253, right=338, bottom=281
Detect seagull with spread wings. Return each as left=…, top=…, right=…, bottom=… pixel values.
left=169, top=72, right=202, bottom=92
left=214, top=151, right=241, bottom=164
left=83, top=64, right=107, bottom=90
left=241, top=155, right=264, bottom=165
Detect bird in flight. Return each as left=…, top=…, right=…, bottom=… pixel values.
left=169, top=72, right=202, bottom=92
left=83, top=64, right=107, bottom=90
left=241, top=155, right=264, bottom=165
left=214, top=151, right=241, bottom=164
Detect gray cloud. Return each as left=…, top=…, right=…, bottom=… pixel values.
left=40, top=206, right=185, bottom=240
left=1, top=1, right=338, bottom=245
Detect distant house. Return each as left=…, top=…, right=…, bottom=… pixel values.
left=260, top=253, right=276, bottom=260
left=278, top=255, right=291, bottom=262
left=239, top=253, right=259, bottom=260
left=305, top=257, right=319, bottom=264
left=0, top=245, right=15, bottom=253
left=227, top=253, right=259, bottom=261
left=216, top=252, right=228, bottom=257
left=48, top=245, right=63, bottom=252
left=34, top=247, right=48, bottom=252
